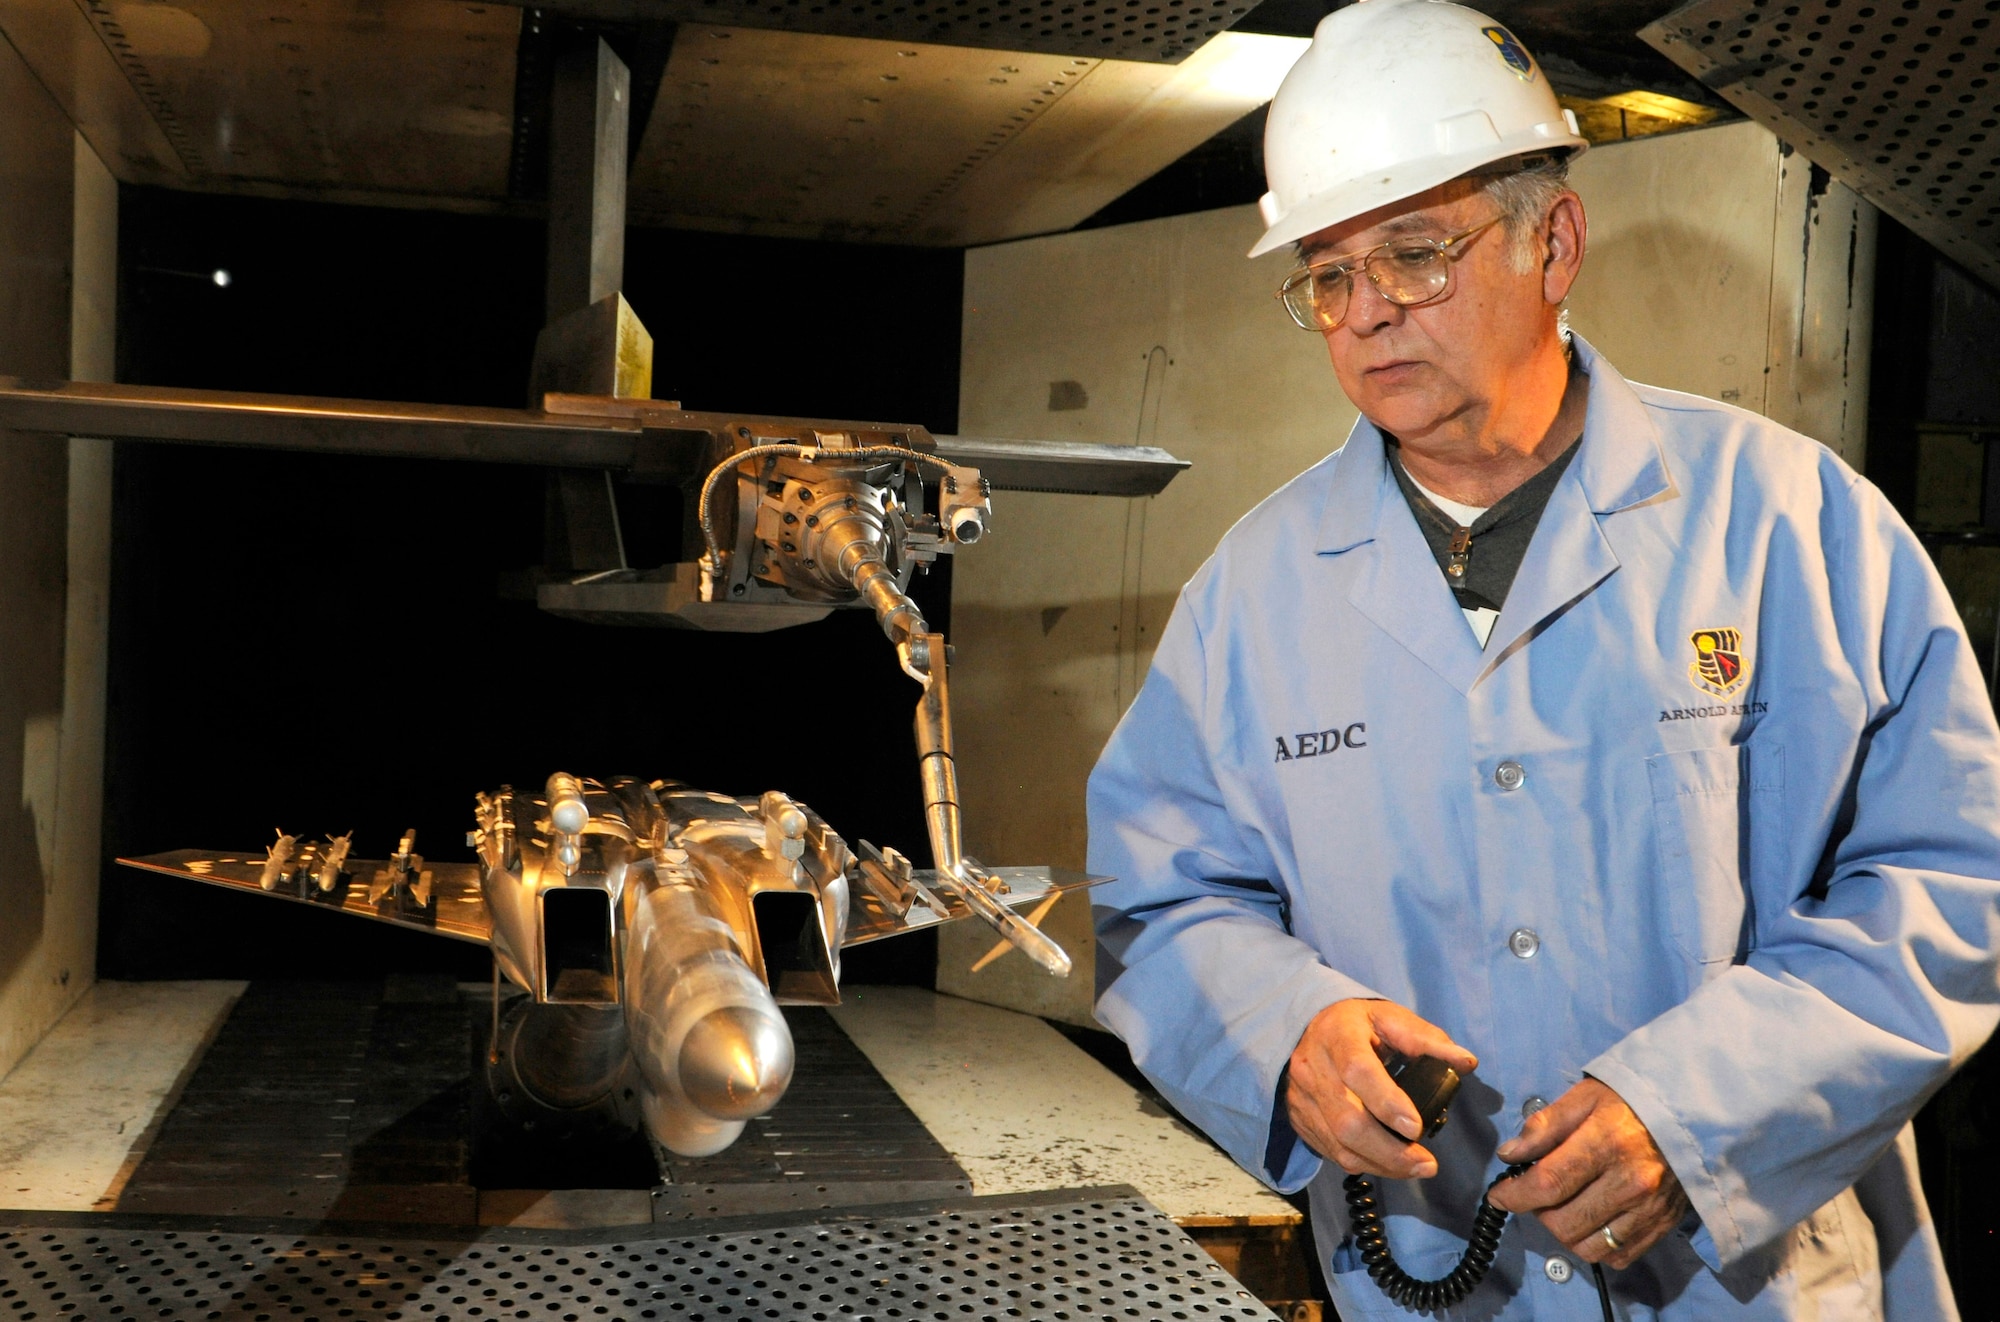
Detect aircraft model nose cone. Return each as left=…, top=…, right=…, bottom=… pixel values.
left=679, top=1006, right=795, bottom=1120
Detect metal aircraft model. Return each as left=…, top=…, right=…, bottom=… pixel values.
left=119, top=427, right=1105, bottom=1159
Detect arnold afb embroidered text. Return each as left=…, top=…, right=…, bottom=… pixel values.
left=1659, top=701, right=1768, bottom=723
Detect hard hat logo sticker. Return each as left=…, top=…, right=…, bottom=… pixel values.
left=1482, top=26, right=1536, bottom=83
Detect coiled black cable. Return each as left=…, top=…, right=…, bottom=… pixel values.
left=1343, top=1163, right=1530, bottom=1310
left=1344, top=1163, right=1618, bottom=1319
left=1341, top=1052, right=1619, bottom=1318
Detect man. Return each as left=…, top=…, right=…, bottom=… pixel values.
left=1087, top=1, right=2000, bottom=1317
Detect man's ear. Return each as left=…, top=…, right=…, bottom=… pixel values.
left=1542, top=191, right=1586, bottom=306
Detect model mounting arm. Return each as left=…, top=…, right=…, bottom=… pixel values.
left=694, top=437, right=1071, bottom=976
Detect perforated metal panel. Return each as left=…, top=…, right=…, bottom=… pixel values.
left=0, top=1190, right=1277, bottom=1321
left=1644, top=0, right=2000, bottom=288
left=629, top=0, right=1247, bottom=62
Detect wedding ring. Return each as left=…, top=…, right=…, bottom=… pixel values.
left=1600, top=1224, right=1621, bottom=1252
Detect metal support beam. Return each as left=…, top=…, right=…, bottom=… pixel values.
left=546, top=36, right=630, bottom=322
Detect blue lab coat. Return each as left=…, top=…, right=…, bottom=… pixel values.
left=1089, top=336, right=2000, bottom=1319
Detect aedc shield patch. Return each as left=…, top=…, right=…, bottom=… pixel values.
left=1688, top=627, right=1750, bottom=697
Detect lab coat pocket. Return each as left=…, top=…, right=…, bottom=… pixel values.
left=1646, top=745, right=1782, bottom=965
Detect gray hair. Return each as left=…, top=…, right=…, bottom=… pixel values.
left=1480, top=153, right=1573, bottom=274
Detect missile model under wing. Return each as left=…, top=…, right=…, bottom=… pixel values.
left=121, top=774, right=1099, bottom=1160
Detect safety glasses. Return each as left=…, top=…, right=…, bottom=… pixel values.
left=1277, top=215, right=1504, bottom=332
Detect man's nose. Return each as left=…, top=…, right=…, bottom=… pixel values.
left=1340, top=270, right=1402, bottom=337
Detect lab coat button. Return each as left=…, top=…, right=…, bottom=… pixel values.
left=1544, top=1255, right=1574, bottom=1284
left=1521, top=1095, right=1548, bottom=1118
left=1508, top=927, right=1541, bottom=959
left=1494, top=760, right=1525, bottom=790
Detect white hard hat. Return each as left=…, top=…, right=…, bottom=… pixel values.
left=1250, top=0, right=1588, bottom=258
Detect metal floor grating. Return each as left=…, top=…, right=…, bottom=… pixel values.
left=110, top=981, right=968, bottom=1221
left=0, top=1188, right=1276, bottom=1321
left=115, top=980, right=477, bottom=1221
left=1645, top=0, right=2000, bottom=289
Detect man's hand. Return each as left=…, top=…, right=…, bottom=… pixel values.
left=1486, top=1078, right=1691, bottom=1268
left=1286, top=999, right=1479, bottom=1179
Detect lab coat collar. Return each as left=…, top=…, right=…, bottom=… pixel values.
left=1567, top=332, right=1677, bottom=515
left=1309, top=333, right=1676, bottom=691
left=1477, top=334, right=1678, bottom=673
left=1312, top=331, right=1674, bottom=557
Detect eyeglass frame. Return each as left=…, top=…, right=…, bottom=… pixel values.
left=1275, top=214, right=1506, bottom=332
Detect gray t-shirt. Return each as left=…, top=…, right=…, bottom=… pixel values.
left=1387, top=433, right=1582, bottom=639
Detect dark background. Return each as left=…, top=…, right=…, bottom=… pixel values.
left=101, top=188, right=968, bottom=985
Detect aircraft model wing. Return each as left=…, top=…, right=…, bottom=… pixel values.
left=119, top=848, right=1100, bottom=953
left=842, top=864, right=1104, bottom=948
left=118, top=848, right=492, bottom=945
